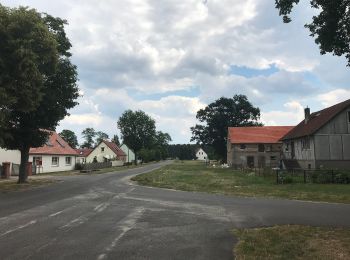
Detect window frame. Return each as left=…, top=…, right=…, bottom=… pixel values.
left=52, top=156, right=59, bottom=167
left=65, top=156, right=72, bottom=166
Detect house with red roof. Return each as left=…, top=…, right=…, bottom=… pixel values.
left=86, top=140, right=126, bottom=164
left=281, top=99, right=350, bottom=170
left=29, top=131, right=78, bottom=173
left=75, top=148, right=93, bottom=164
left=227, top=126, right=294, bottom=168
left=1, top=131, right=78, bottom=174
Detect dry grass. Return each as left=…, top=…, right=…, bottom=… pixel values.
left=0, top=177, right=57, bottom=193
left=233, top=225, right=350, bottom=260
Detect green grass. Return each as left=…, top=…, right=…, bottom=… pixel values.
left=0, top=178, right=57, bottom=193
left=131, top=161, right=350, bottom=203
left=233, top=225, right=350, bottom=259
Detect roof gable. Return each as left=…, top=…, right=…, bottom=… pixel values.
left=102, top=141, right=126, bottom=157
left=282, top=99, right=350, bottom=140
left=229, top=126, right=294, bottom=144
left=29, top=132, right=78, bottom=156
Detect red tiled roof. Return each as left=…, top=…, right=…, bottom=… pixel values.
left=228, top=126, right=294, bottom=144
left=29, top=132, right=78, bottom=156
left=75, top=148, right=93, bottom=157
left=103, top=140, right=126, bottom=157
left=281, top=99, right=350, bottom=140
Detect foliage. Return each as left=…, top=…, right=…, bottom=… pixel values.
left=112, top=134, right=120, bottom=146
left=275, top=0, right=350, bottom=66
left=191, top=95, right=262, bottom=161
left=167, top=144, right=197, bottom=160
left=0, top=5, right=79, bottom=183
left=117, top=110, right=156, bottom=163
left=95, top=131, right=109, bottom=144
left=59, top=129, right=78, bottom=148
left=81, top=128, right=96, bottom=148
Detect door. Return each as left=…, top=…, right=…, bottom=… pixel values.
left=247, top=156, right=254, bottom=168
left=291, top=141, right=295, bottom=159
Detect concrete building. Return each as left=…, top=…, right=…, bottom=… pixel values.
left=86, top=140, right=126, bottom=164
left=120, top=144, right=135, bottom=164
left=281, top=99, right=350, bottom=170
left=196, top=148, right=208, bottom=161
left=227, top=126, right=294, bottom=168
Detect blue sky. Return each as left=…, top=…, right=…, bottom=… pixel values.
left=2, top=0, right=350, bottom=144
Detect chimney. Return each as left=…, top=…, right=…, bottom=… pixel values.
left=304, top=107, right=310, bottom=124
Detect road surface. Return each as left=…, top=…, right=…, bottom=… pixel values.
left=0, top=161, right=349, bottom=259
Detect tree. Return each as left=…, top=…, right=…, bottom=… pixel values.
left=275, top=0, right=350, bottom=66
left=0, top=5, right=79, bottom=183
left=59, top=130, right=78, bottom=148
left=112, top=134, right=120, bottom=146
left=191, top=95, right=262, bottom=162
left=81, top=128, right=96, bottom=148
left=117, top=110, right=156, bottom=164
left=95, top=131, right=109, bottom=144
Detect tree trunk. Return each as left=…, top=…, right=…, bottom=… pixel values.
left=134, top=152, right=138, bottom=165
left=18, top=147, right=30, bottom=184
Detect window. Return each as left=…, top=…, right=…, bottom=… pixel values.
left=101, top=147, right=105, bottom=152
left=270, top=156, right=277, bottom=160
left=33, top=156, right=42, bottom=166
left=258, top=144, right=265, bottom=152
left=285, top=143, right=289, bottom=152
left=240, top=144, right=246, bottom=150
left=302, top=137, right=310, bottom=150
left=52, top=157, right=59, bottom=166
left=65, top=157, right=71, bottom=165
left=348, top=111, right=350, bottom=123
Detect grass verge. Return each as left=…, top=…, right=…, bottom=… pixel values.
left=0, top=178, right=57, bottom=193
left=233, top=225, right=350, bottom=259
left=131, top=161, right=350, bottom=203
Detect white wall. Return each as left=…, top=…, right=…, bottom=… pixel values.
left=196, top=148, right=208, bottom=161
left=0, top=148, right=21, bottom=164
left=86, top=142, right=117, bottom=163
left=120, top=144, right=135, bottom=163
left=29, top=155, right=76, bottom=173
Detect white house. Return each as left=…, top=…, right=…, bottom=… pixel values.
left=120, top=144, right=135, bottom=164
left=1, top=131, right=78, bottom=174
left=28, top=131, right=78, bottom=173
left=86, top=140, right=126, bottom=164
left=196, top=148, right=208, bottom=161
left=75, top=148, right=93, bottom=164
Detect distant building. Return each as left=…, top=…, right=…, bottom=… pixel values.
left=120, top=144, right=135, bottom=163
left=75, top=148, right=93, bottom=164
left=281, top=99, right=350, bottom=170
left=196, top=148, right=208, bottom=161
left=86, top=140, right=126, bottom=163
left=227, top=126, right=294, bottom=168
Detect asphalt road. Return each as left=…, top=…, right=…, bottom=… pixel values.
left=0, top=161, right=350, bottom=260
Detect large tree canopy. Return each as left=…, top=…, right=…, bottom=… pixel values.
left=59, top=129, right=78, bottom=149
left=81, top=128, right=96, bottom=148
left=191, top=95, right=262, bottom=162
left=117, top=110, right=157, bottom=164
left=0, top=5, right=79, bottom=183
left=275, top=0, right=350, bottom=66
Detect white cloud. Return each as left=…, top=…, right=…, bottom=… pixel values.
left=261, top=101, right=304, bottom=126
left=317, top=89, right=350, bottom=107
left=2, top=0, right=350, bottom=143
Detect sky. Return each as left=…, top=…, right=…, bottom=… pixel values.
left=2, top=0, right=350, bottom=144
